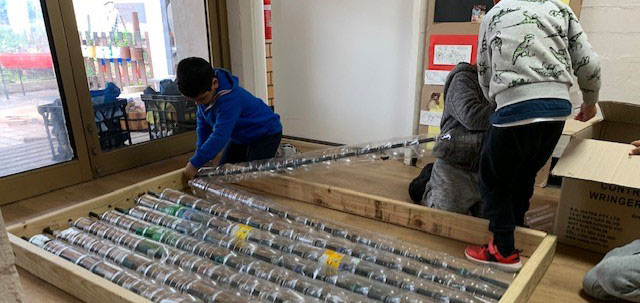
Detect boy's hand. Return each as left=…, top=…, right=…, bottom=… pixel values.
left=575, top=103, right=597, bottom=122
left=630, top=140, right=640, bottom=156
left=184, top=163, right=199, bottom=179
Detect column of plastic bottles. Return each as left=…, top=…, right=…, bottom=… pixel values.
left=187, top=182, right=514, bottom=290
left=91, top=209, right=466, bottom=303
left=70, top=216, right=380, bottom=303
left=27, top=234, right=202, bottom=303
left=131, top=195, right=503, bottom=302
left=159, top=188, right=511, bottom=291
left=196, top=135, right=432, bottom=181
left=50, top=227, right=306, bottom=303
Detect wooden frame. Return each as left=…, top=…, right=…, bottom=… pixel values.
left=8, top=169, right=555, bottom=303
left=1, top=0, right=231, bottom=203
left=0, top=0, right=94, bottom=204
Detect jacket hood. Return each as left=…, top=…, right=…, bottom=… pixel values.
left=215, top=68, right=239, bottom=91
left=444, top=63, right=477, bottom=95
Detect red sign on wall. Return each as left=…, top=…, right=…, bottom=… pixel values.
left=427, top=35, right=479, bottom=71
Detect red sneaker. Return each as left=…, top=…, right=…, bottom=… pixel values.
left=465, top=239, right=522, bottom=273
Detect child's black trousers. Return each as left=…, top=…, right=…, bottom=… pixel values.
left=479, top=121, right=564, bottom=255
left=219, top=132, right=282, bottom=165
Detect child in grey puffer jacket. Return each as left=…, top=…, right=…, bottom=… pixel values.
left=583, top=240, right=640, bottom=302
left=420, top=63, right=496, bottom=215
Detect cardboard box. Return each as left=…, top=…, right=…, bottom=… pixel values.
left=552, top=101, right=640, bottom=253
left=121, top=112, right=148, bottom=131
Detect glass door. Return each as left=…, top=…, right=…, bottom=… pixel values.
left=60, top=0, right=230, bottom=176
left=0, top=0, right=93, bottom=204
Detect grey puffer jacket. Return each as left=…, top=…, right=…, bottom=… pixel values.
left=432, top=63, right=496, bottom=171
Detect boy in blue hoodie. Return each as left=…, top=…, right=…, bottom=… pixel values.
left=176, top=57, right=282, bottom=179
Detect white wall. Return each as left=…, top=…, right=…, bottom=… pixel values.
left=271, top=0, right=425, bottom=144
left=170, top=0, right=209, bottom=68
left=571, top=0, right=640, bottom=106
left=226, top=1, right=268, bottom=101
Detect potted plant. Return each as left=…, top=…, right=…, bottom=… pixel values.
left=118, top=33, right=131, bottom=59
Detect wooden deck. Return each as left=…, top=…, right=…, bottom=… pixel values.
left=1, top=144, right=608, bottom=303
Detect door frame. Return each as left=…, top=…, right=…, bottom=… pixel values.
left=1, top=0, right=231, bottom=204
left=57, top=0, right=231, bottom=177
left=0, top=0, right=94, bottom=205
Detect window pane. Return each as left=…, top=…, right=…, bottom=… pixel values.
left=0, top=0, right=75, bottom=177
left=71, top=0, right=209, bottom=151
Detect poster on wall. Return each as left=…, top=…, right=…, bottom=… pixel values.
left=433, top=45, right=473, bottom=65
left=425, top=70, right=449, bottom=85
left=434, top=0, right=494, bottom=23
left=428, top=35, right=479, bottom=71
left=425, top=92, right=445, bottom=148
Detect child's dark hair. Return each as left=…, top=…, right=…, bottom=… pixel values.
left=176, top=57, right=215, bottom=98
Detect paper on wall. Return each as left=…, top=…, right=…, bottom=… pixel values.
left=425, top=70, right=449, bottom=85
left=433, top=45, right=473, bottom=65
left=420, top=110, right=443, bottom=127
left=425, top=92, right=445, bottom=148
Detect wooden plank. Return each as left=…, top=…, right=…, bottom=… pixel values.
left=144, top=32, right=153, bottom=78
left=131, top=61, right=140, bottom=85
left=206, top=0, right=223, bottom=67
left=9, top=234, right=149, bottom=303
left=266, top=57, right=273, bottom=71
left=499, top=235, right=557, bottom=303
left=100, top=33, right=113, bottom=83
left=7, top=170, right=185, bottom=237
left=268, top=85, right=274, bottom=99
left=239, top=175, right=546, bottom=257
left=217, top=0, right=232, bottom=70
left=139, top=58, right=148, bottom=86
left=265, top=42, right=271, bottom=58
left=122, top=60, right=131, bottom=87
left=110, top=32, right=123, bottom=88
left=93, top=32, right=106, bottom=88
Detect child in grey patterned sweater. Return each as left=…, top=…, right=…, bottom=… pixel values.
left=465, top=0, right=601, bottom=272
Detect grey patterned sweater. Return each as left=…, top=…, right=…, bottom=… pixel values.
left=477, top=0, right=601, bottom=110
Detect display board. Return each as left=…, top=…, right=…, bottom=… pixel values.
left=418, top=0, right=584, bottom=138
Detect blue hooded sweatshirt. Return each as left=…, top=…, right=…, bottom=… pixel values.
left=189, top=68, right=282, bottom=168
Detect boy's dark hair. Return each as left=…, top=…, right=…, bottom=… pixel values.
left=176, top=57, right=215, bottom=98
